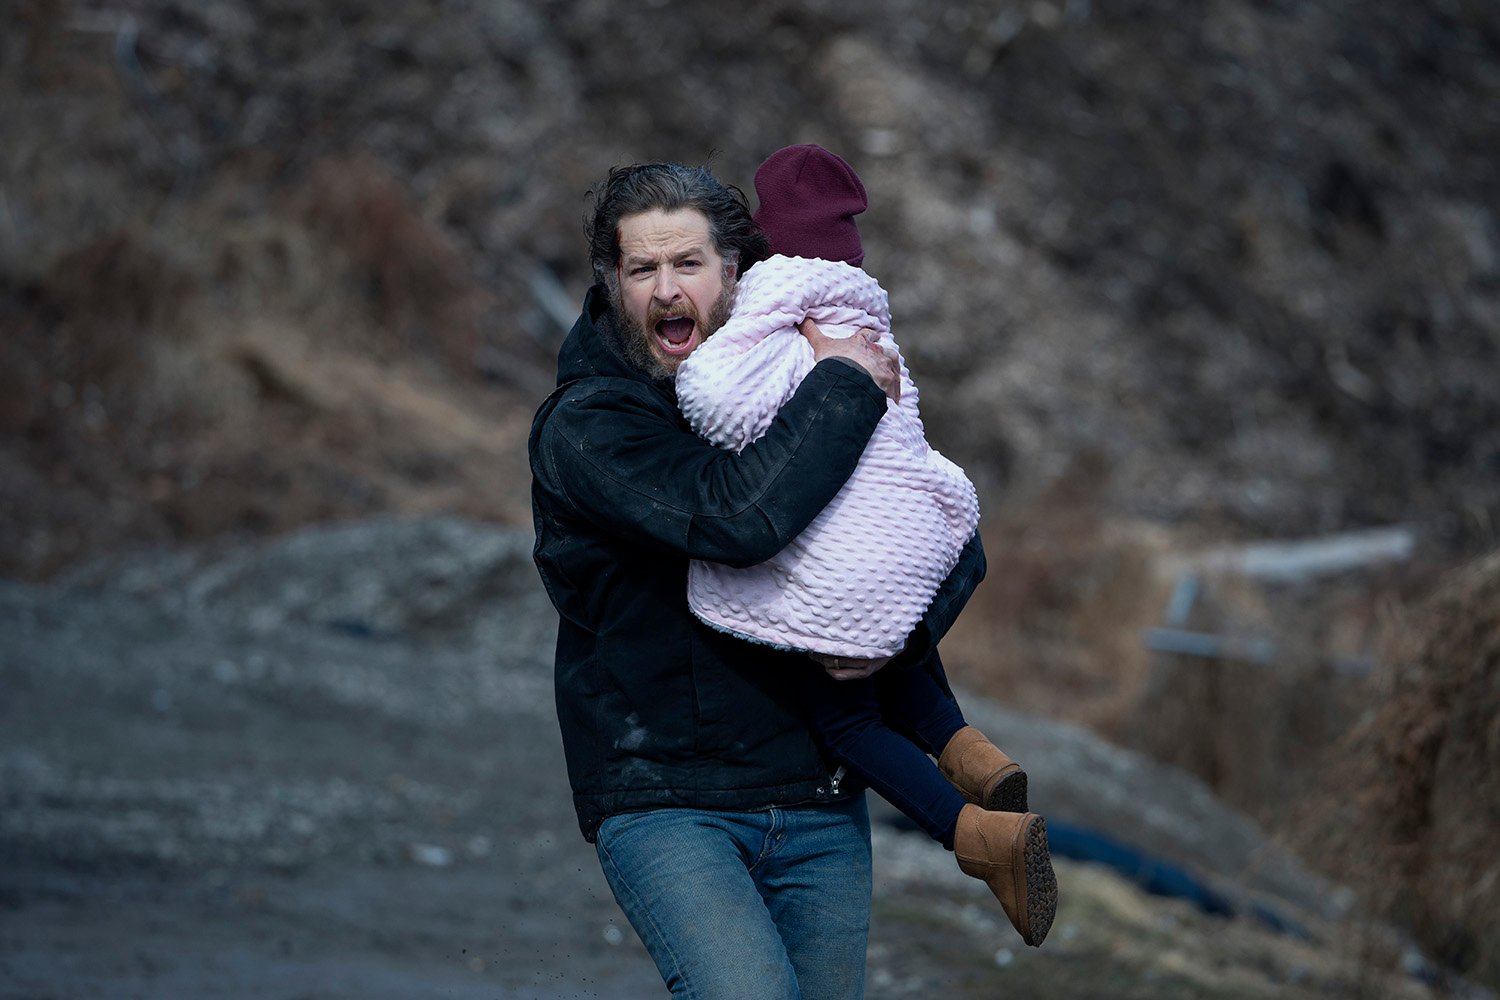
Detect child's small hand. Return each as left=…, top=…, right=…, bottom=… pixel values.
left=799, top=318, right=901, bottom=402
left=811, top=652, right=893, bottom=680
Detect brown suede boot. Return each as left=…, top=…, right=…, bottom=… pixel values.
left=938, top=725, right=1029, bottom=813
left=954, top=804, right=1058, bottom=947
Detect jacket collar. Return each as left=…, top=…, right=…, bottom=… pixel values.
left=555, top=283, right=673, bottom=393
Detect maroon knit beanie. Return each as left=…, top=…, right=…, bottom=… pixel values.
left=752, top=144, right=868, bottom=267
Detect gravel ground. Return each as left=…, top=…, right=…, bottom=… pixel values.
left=0, top=517, right=1470, bottom=998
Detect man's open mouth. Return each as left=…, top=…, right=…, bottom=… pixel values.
left=654, top=316, right=698, bottom=356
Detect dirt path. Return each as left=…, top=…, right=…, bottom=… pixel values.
left=0, top=517, right=1457, bottom=999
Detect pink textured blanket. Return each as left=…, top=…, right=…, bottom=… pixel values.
left=676, top=255, right=980, bottom=657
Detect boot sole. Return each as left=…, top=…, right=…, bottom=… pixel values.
left=982, top=769, right=1029, bottom=814
left=1020, top=815, right=1058, bottom=947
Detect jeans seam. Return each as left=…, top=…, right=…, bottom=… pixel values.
left=597, top=827, right=696, bottom=999
left=750, top=806, right=783, bottom=872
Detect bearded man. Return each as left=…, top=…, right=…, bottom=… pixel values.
left=529, top=161, right=985, bottom=998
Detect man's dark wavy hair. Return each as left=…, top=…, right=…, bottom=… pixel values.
left=586, top=162, right=770, bottom=290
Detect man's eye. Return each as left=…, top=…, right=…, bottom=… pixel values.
left=680, top=260, right=701, bottom=270
left=630, top=266, right=653, bottom=276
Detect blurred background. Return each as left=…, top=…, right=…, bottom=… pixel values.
left=2, top=0, right=1498, bottom=997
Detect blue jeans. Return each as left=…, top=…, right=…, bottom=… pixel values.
left=594, top=799, right=872, bottom=999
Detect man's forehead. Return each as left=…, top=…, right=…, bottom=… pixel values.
left=618, top=209, right=715, bottom=260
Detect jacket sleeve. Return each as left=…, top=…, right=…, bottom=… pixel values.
left=534, top=358, right=888, bottom=567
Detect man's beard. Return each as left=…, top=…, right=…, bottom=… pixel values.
left=610, top=279, right=736, bottom=379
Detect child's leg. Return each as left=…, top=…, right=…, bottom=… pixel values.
left=801, top=662, right=1057, bottom=946
left=799, top=668, right=966, bottom=849
left=872, top=652, right=968, bottom=756
left=877, top=652, right=1028, bottom=813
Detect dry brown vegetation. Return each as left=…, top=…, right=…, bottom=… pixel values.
left=0, top=146, right=541, bottom=577
left=1293, top=551, right=1500, bottom=987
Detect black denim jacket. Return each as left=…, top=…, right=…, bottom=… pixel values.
left=530, top=286, right=986, bottom=841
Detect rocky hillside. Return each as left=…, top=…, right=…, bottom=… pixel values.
left=3, top=0, right=1498, bottom=580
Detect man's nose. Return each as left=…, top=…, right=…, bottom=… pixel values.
left=652, top=268, right=681, bottom=303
